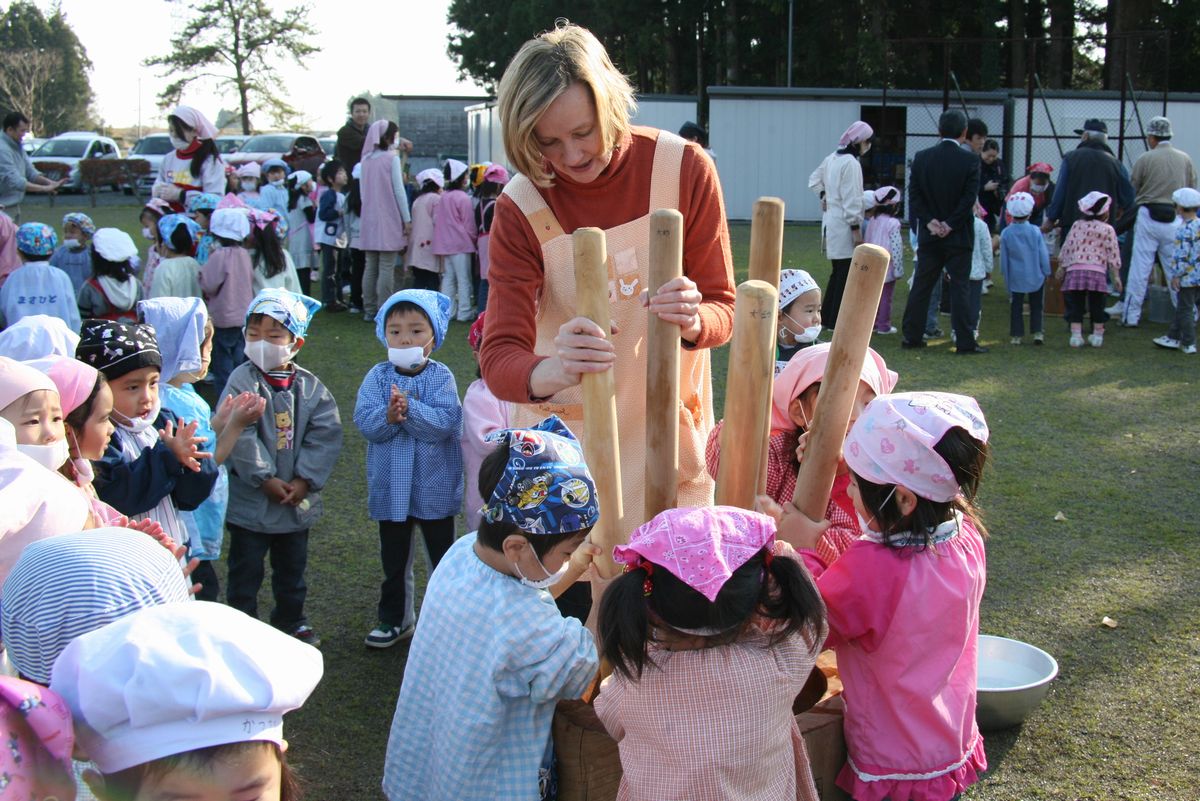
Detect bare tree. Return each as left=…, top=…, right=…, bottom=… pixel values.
left=0, top=49, right=64, bottom=134
left=144, top=0, right=319, bottom=134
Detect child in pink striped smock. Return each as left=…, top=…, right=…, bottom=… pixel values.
left=764, top=391, right=991, bottom=801
left=1056, top=191, right=1123, bottom=348
left=594, top=505, right=827, bottom=801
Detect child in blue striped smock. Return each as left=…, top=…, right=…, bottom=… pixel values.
left=354, top=289, right=463, bottom=648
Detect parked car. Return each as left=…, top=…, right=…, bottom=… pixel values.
left=223, top=133, right=302, bottom=167
left=30, top=132, right=122, bottom=192
left=216, top=135, right=246, bottom=155
left=21, top=137, right=45, bottom=155
left=125, top=133, right=173, bottom=195
left=318, top=136, right=336, bottom=157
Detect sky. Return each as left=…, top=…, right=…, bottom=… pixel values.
left=40, top=0, right=485, bottom=133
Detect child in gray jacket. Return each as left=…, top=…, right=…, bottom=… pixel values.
left=220, top=288, right=342, bottom=646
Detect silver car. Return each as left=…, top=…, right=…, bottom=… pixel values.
left=126, top=133, right=174, bottom=195
left=30, top=132, right=122, bottom=192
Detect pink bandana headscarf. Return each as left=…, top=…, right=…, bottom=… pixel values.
left=0, top=356, right=56, bottom=412
left=0, top=676, right=76, bottom=801
left=844, top=391, right=989, bottom=502
left=769, top=343, right=899, bottom=435
left=168, top=105, right=219, bottom=141
left=613, top=506, right=777, bottom=602
left=43, top=356, right=100, bottom=416
left=1077, top=190, right=1111, bottom=216
left=839, top=121, right=874, bottom=147
left=361, top=119, right=393, bottom=161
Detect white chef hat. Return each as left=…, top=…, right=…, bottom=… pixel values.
left=50, top=601, right=323, bottom=774
left=91, top=228, right=138, bottom=263
left=1172, top=187, right=1200, bottom=209
left=862, top=190, right=876, bottom=209
left=210, top=207, right=251, bottom=240
left=778, top=268, right=820, bottom=311
left=445, top=158, right=469, bottom=183
left=1006, top=192, right=1035, bottom=219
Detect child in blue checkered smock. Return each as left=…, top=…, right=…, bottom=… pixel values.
left=383, top=415, right=601, bottom=801
left=354, top=289, right=463, bottom=649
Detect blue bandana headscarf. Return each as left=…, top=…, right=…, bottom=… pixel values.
left=481, top=416, right=599, bottom=536
left=186, top=193, right=220, bottom=215
left=375, top=289, right=451, bottom=349
left=244, top=288, right=322, bottom=340
left=62, top=212, right=95, bottom=237
left=15, top=223, right=57, bottom=257
left=157, top=214, right=202, bottom=248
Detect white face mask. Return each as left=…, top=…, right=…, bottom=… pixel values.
left=388, top=344, right=430, bottom=371
left=1029, top=182, right=1047, bottom=194
left=245, top=338, right=294, bottom=372
left=68, top=431, right=94, bottom=484
left=796, top=324, right=823, bottom=344
left=17, top=438, right=69, bottom=471
left=112, top=397, right=162, bottom=434
left=170, top=135, right=190, bottom=150
left=141, top=226, right=155, bottom=241
left=240, top=179, right=258, bottom=192
left=513, top=546, right=570, bottom=591
left=62, top=237, right=80, bottom=249
left=269, top=178, right=285, bottom=188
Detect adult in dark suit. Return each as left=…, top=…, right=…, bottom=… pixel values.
left=903, top=110, right=985, bottom=353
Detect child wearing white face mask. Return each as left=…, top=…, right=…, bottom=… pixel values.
left=219, top=288, right=342, bottom=647
left=354, top=289, right=463, bottom=648
left=775, top=268, right=824, bottom=373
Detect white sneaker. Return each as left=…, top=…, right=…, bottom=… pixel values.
left=1069, top=334, right=1084, bottom=348
left=1088, top=333, right=1104, bottom=348
left=1033, top=332, right=1044, bottom=345
left=1183, top=344, right=1197, bottom=355
left=1153, top=335, right=1181, bottom=350
left=1104, top=302, right=1125, bottom=316
left=1010, top=336, right=1022, bottom=345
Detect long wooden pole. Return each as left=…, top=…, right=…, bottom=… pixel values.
left=573, top=228, right=624, bottom=577
left=747, top=198, right=785, bottom=496
left=644, top=209, right=683, bottom=523
left=714, top=280, right=779, bottom=509
left=792, top=243, right=890, bottom=519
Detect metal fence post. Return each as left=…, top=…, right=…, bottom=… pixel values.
left=1025, top=40, right=1036, bottom=171
left=1118, top=37, right=1128, bottom=164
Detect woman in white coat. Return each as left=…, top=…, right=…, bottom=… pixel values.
left=808, top=121, right=872, bottom=329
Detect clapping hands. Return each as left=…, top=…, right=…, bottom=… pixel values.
left=387, top=385, right=408, bottom=424
left=159, top=419, right=212, bottom=472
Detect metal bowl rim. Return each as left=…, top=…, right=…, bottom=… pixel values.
left=978, top=634, right=1060, bottom=693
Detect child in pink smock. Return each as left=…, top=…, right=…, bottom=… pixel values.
left=712, top=343, right=898, bottom=564
left=405, top=168, right=443, bottom=291
left=594, top=505, right=826, bottom=801
left=768, top=391, right=991, bottom=801
left=461, top=312, right=509, bottom=531
left=432, top=159, right=477, bottom=322
left=865, top=186, right=906, bottom=334
left=1056, top=191, right=1123, bottom=348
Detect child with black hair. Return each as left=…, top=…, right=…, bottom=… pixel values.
left=474, top=164, right=508, bottom=312
left=249, top=212, right=301, bottom=293
left=284, top=170, right=317, bottom=295
left=355, top=289, right=463, bottom=648
left=432, top=159, right=477, bottom=322
left=763, top=391, right=991, bottom=801
left=594, top=505, right=826, bottom=801
left=149, top=213, right=203, bottom=299
left=315, top=160, right=349, bottom=311
left=1056, top=191, right=1122, bottom=348
left=51, top=212, right=96, bottom=293
left=383, top=415, right=601, bottom=801
left=405, top=168, right=443, bottom=291
left=138, top=198, right=171, bottom=294
left=344, top=164, right=366, bottom=312
left=199, top=208, right=256, bottom=392
left=77, top=228, right=143, bottom=323
left=0, top=222, right=80, bottom=331
left=865, top=185, right=906, bottom=334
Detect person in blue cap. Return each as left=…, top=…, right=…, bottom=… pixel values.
left=355, top=288, right=463, bottom=648
left=0, top=221, right=79, bottom=332
left=219, top=288, right=343, bottom=647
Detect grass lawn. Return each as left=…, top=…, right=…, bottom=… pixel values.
left=33, top=201, right=1200, bottom=800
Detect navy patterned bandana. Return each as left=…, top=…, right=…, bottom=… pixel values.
left=76, top=320, right=161, bottom=380
left=481, top=416, right=599, bottom=536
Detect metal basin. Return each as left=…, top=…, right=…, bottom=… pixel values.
left=976, top=634, right=1059, bottom=731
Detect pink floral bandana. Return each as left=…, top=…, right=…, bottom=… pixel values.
left=613, top=506, right=777, bottom=601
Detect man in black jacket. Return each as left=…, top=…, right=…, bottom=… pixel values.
left=1041, top=119, right=1134, bottom=240
left=903, top=109, right=985, bottom=353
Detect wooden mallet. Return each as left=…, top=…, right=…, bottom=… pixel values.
left=573, top=227, right=625, bottom=577
left=747, top=198, right=785, bottom=495
left=714, top=279, right=779, bottom=510
left=644, top=209, right=684, bottom=522
left=791, top=242, right=890, bottom=520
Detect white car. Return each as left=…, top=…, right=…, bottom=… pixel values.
left=126, top=133, right=174, bottom=195
left=30, top=132, right=122, bottom=192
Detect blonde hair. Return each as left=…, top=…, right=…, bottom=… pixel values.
left=497, top=21, right=637, bottom=187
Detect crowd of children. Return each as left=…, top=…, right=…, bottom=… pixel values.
left=11, top=103, right=1200, bottom=801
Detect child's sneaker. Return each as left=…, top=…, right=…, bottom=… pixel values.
left=1088, top=333, right=1104, bottom=348
left=1010, top=336, right=1022, bottom=345
left=1183, top=344, right=1198, bottom=355
left=291, top=625, right=321, bottom=647
left=1033, top=332, right=1044, bottom=345
left=1153, top=335, right=1181, bottom=349
left=1069, top=334, right=1085, bottom=348
left=365, top=622, right=415, bottom=649
left=875, top=326, right=897, bottom=335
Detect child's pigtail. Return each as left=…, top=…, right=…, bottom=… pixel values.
left=598, top=567, right=654, bottom=681
left=759, top=548, right=827, bottom=649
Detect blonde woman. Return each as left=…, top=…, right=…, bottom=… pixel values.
left=480, top=21, right=736, bottom=524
